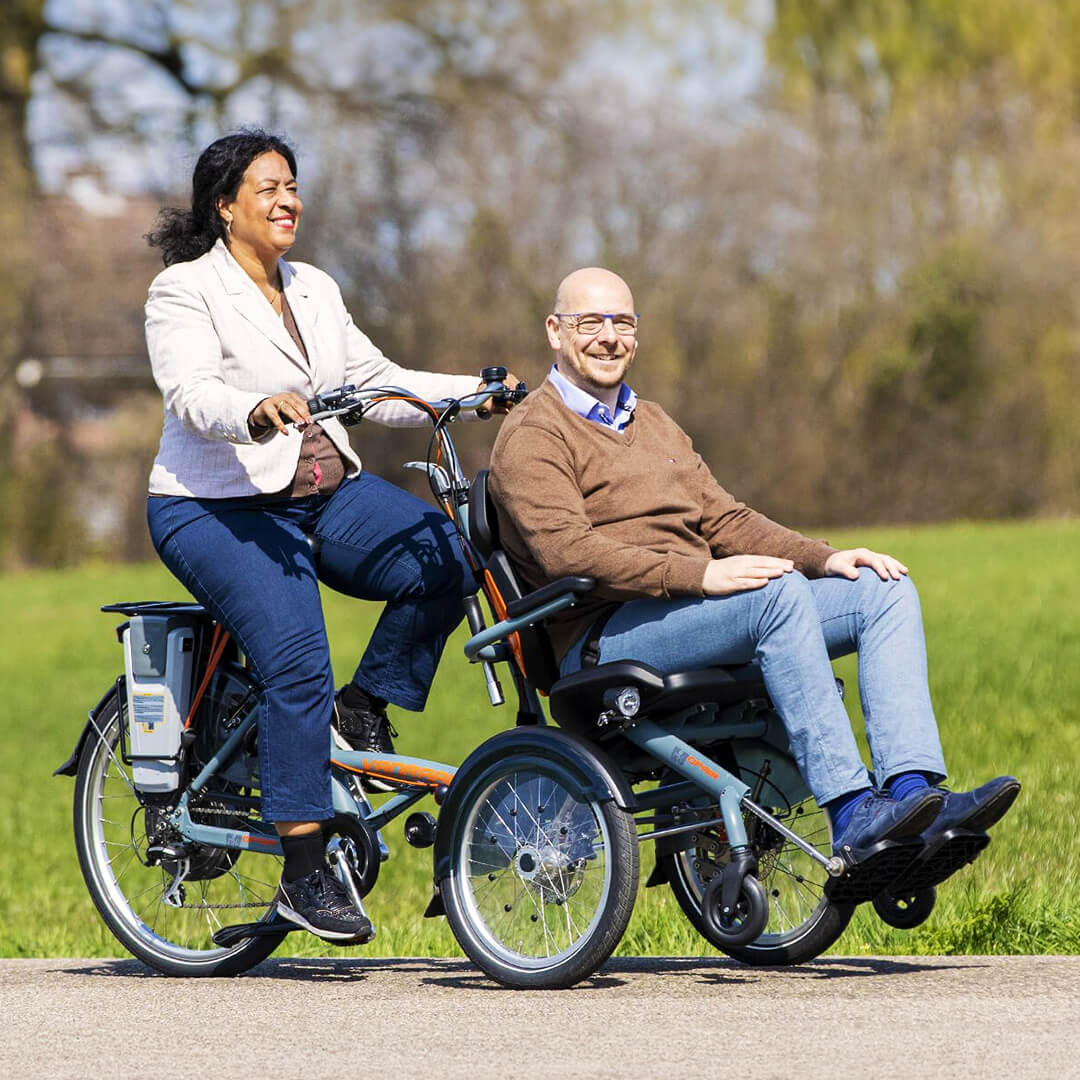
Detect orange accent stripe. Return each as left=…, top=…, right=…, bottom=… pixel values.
left=481, top=569, right=526, bottom=679
left=185, top=624, right=230, bottom=730
left=244, top=833, right=279, bottom=847
left=330, top=759, right=443, bottom=788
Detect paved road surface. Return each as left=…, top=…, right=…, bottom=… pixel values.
left=2, top=955, right=1077, bottom=1079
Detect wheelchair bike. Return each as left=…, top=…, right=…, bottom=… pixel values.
left=55, top=368, right=985, bottom=985
left=429, top=415, right=989, bottom=989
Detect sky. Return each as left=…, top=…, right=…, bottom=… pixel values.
left=28, top=0, right=773, bottom=205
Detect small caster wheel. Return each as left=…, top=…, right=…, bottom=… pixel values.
left=701, top=871, right=769, bottom=946
left=872, top=885, right=936, bottom=929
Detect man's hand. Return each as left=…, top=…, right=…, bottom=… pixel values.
left=476, top=372, right=523, bottom=418
left=824, top=547, right=908, bottom=581
left=702, top=555, right=794, bottom=596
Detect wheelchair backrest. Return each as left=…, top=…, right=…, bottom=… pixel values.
left=468, top=470, right=563, bottom=693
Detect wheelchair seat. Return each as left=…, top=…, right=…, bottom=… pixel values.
left=470, top=471, right=771, bottom=726
left=548, top=663, right=768, bottom=730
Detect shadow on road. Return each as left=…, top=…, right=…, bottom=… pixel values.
left=56, top=953, right=987, bottom=986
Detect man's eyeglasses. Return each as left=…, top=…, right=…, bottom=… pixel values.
left=553, top=312, right=640, bottom=337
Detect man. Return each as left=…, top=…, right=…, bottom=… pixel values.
left=489, top=266, right=1018, bottom=881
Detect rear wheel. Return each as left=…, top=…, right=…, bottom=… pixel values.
left=662, top=761, right=853, bottom=965
left=440, top=752, right=639, bottom=989
left=73, top=692, right=287, bottom=976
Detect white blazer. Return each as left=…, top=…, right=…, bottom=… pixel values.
left=146, top=239, right=478, bottom=497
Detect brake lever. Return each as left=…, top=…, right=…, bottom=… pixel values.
left=305, top=385, right=357, bottom=415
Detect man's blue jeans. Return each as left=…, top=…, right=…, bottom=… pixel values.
left=147, top=473, right=470, bottom=822
left=561, top=569, right=947, bottom=805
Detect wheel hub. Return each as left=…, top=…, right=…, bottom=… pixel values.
left=514, top=843, right=584, bottom=902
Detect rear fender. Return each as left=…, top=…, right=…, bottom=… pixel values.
left=54, top=681, right=122, bottom=777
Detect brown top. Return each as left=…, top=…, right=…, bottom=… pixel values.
left=281, top=292, right=346, bottom=497
left=489, top=379, right=837, bottom=661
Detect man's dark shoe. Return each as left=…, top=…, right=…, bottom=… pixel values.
left=333, top=686, right=400, bottom=792
left=833, top=788, right=945, bottom=859
left=826, top=789, right=945, bottom=905
left=885, top=776, right=1021, bottom=895
left=924, top=776, right=1021, bottom=838
left=275, top=867, right=375, bottom=943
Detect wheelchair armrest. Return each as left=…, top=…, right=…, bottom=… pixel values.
left=505, top=576, right=596, bottom=618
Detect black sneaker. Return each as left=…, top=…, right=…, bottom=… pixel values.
left=333, top=686, right=400, bottom=792
left=275, top=867, right=375, bottom=943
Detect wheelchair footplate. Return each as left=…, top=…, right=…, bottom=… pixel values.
left=885, top=828, right=990, bottom=894
left=825, top=838, right=926, bottom=905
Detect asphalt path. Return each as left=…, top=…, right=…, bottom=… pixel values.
left=2, top=955, right=1077, bottom=1079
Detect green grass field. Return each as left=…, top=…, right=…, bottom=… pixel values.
left=1, top=518, right=1077, bottom=960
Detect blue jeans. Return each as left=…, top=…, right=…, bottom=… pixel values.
left=561, top=569, right=947, bottom=805
left=147, top=473, right=470, bottom=821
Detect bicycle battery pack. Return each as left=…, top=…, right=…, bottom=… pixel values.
left=122, top=615, right=197, bottom=794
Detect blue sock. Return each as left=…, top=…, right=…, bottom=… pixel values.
left=887, top=771, right=932, bottom=801
left=825, top=787, right=873, bottom=838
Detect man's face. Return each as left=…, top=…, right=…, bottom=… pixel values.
left=545, top=271, right=638, bottom=397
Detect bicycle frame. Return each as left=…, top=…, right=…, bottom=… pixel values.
left=167, top=703, right=457, bottom=858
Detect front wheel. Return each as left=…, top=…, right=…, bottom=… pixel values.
left=73, top=691, right=287, bottom=976
left=662, top=759, right=853, bottom=966
left=440, top=749, right=639, bottom=989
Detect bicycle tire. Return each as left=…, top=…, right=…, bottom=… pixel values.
left=440, top=748, right=639, bottom=989
left=73, top=690, right=287, bottom=976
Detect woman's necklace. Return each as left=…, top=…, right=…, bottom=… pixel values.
left=261, top=280, right=284, bottom=313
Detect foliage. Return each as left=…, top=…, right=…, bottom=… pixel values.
left=8, top=2, right=1080, bottom=564
left=1, top=517, right=1076, bottom=959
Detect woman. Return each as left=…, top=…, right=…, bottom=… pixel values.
left=144, top=129, right=512, bottom=943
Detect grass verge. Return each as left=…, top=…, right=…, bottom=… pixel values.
left=1, top=518, right=1076, bottom=960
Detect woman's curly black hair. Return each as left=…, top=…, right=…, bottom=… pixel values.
left=146, top=129, right=298, bottom=266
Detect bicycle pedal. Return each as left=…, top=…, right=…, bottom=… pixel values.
left=211, top=915, right=297, bottom=948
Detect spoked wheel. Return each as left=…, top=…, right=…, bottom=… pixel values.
left=662, top=768, right=853, bottom=966
left=73, top=692, right=287, bottom=976
left=440, top=752, right=639, bottom=989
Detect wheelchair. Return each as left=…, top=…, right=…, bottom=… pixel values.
left=431, top=469, right=956, bottom=988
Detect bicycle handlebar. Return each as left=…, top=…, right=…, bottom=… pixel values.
left=305, top=366, right=527, bottom=426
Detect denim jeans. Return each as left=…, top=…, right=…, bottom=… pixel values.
left=561, top=569, right=947, bottom=805
left=147, top=473, right=470, bottom=821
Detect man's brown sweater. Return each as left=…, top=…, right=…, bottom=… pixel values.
left=489, top=379, right=837, bottom=662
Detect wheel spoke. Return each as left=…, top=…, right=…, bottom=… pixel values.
left=455, top=761, right=618, bottom=970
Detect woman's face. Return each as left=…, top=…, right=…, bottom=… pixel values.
left=218, top=151, right=302, bottom=263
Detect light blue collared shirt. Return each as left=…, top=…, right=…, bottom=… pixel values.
left=547, top=365, right=637, bottom=431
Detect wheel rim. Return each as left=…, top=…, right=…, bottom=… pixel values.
left=673, top=791, right=834, bottom=948
left=80, top=712, right=282, bottom=966
left=454, top=762, right=613, bottom=969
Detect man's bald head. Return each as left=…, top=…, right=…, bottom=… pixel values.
left=553, top=267, right=635, bottom=315
left=546, top=267, right=638, bottom=410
